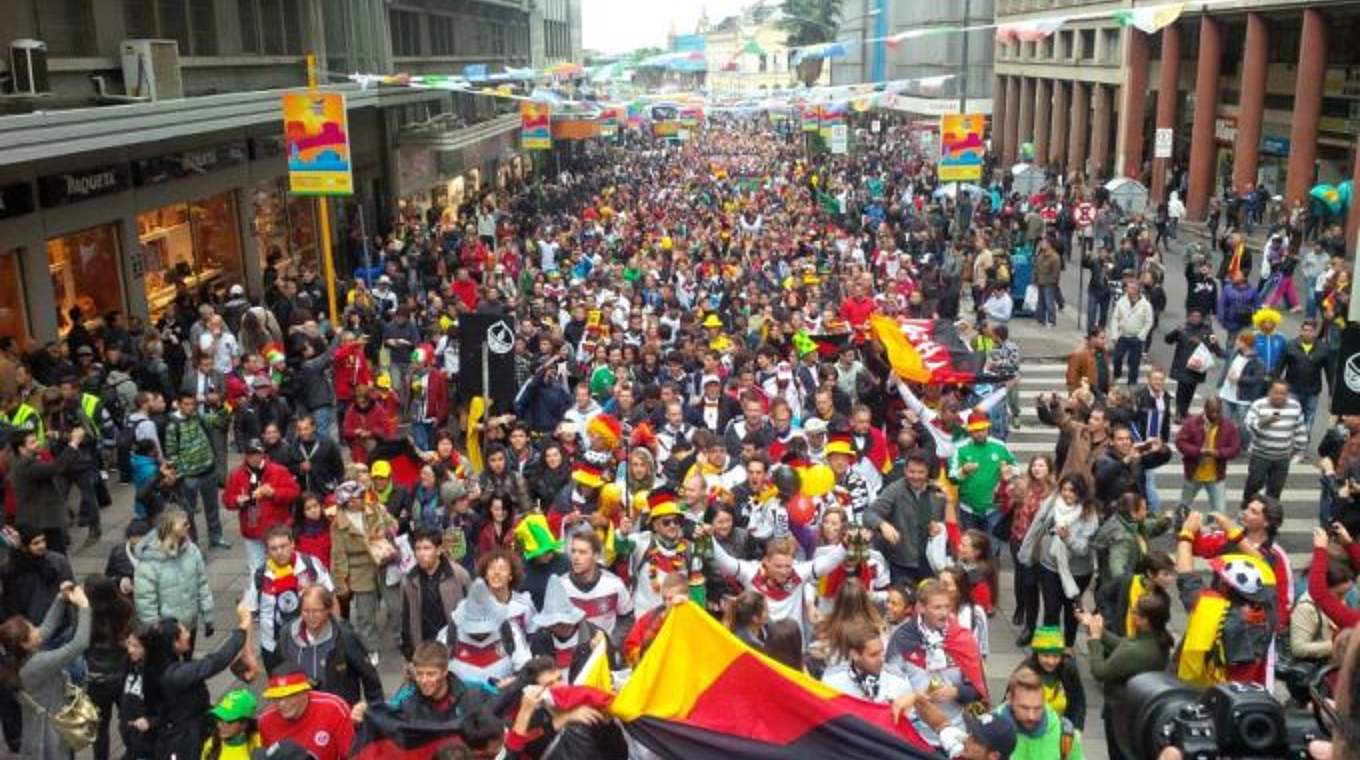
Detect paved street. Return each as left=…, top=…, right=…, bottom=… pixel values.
left=58, top=230, right=1327, bottom=760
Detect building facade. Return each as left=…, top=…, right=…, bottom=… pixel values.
left=0, top=0, right=569, bottom=345
left=993, top=0, right=1360, bottom=238
left=835, top=0, right=995, bottom=118
left=703, top=5, right=822, bottom=96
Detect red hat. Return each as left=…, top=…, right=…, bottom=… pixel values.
left=965, top=409, right=992, bottom=432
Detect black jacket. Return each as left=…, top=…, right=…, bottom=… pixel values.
left=1281, top=338, right=1331, bottom=397
left=233, top=395, right=293, bottom=451
left=287, top=346, right=336, bottom=412
left=154, top=629, right=245, bottom=760
left=1163, top=323, right=1223, bottom=384
left=285, top=435, right=346, bottom=495
left=1184, top=271, right=1219, bottom=316
left=278, top=617, right=384, bottom=707
left=1132, top=387, right=1173, bottom=443
left=684, top=397, right=739, bottom=432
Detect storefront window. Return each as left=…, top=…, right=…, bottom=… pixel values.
left=138, top=191, right=244, bottom=319
left=0, top=251, right=29, bottom=345
left=47, top=224, right=123, bottom=334
left=250, top=179, right=319, bottom=275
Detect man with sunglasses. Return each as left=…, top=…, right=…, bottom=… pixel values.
left=616, top=489, right=708, bottom=617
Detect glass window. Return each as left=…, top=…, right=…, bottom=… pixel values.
left=47, top=224, right=123, bottom=334
left=137, top=191, right=244, bottom=319
left=0, top=252, right=29, bottom=345
left=249, top=180, right=319, bottom=274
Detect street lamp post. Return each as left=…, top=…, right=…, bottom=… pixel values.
left=959, top=0, right=971, bottom=113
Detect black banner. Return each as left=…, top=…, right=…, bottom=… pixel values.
left=0, top=182, right=35, bottom=220
left=457, top=314, right=518, bottom=412
left=1333, top=322, right=1360, bottom=415
left=132, top=141, right=248, bottom=186
left=37, top=164, right=131, bottom=208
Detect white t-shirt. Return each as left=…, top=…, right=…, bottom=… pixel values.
left=1219, top=355, right=1249, bottom=404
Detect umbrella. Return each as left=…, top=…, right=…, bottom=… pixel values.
left=1311, top=183, right=1342, bottom=214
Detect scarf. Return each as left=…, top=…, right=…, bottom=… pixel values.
left=849, top=663, right=881, bottom=700
left=1125, top=574, right=1149, bottom=638
left=751, top=566, right=802, bottom=601
left=551, top=629, right=580, bottom=668
left=918, top=616, right=949, bottom=672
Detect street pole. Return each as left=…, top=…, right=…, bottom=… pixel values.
left=861, top=0, right=869, bottom=85
left=306, top=54, right=340, bottom=326
left=959, top=0, right=971, bottom=113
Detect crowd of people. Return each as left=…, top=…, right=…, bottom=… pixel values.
left=0, top=112, right=1357, bottom=760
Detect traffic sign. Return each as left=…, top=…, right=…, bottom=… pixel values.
left=1075, top=202, right=1096, bottom=227
left=1154, top=128, right=1173, bottom=159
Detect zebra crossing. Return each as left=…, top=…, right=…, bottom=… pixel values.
left=1006, top=359, right=1324, bottom=556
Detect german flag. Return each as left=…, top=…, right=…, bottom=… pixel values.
left=611, top=603, right=936, bottom=759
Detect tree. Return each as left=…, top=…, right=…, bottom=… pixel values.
left=778, top=0, right=844, bottom=87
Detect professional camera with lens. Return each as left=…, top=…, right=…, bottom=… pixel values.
left=1112, top=673, right=1327, bottom=759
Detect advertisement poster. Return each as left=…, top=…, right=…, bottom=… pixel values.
left=938, top=113, right=986, bottom=182
left=521, top=102, right=552, bottom=150
left=281, top=91, right=353, bottom=196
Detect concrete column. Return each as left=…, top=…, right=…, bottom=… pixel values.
left=1018, top=77, right=1035, bottom=152
left=1349, top=146, right=1360, bottom=254
left=1119, top=28, right=1150, bottom=179
left=1186, top=16, right=1222, bottom=220
left=1286, top=8, right=1327, bottom=209
left=1033, top=78, right=1051, bottom=167
left=992, top=73, right=1009, bottom=164
left=1151, top=23, right=1181, bottom=204
left=1003, top=76, right=1021, bottom=166
left=1068, top=81, right=1090, bottom=176
left=1050, top=81, right=1069, bottom=169
left=1232, top=13, right=1269, bottom=194
left=1090, top=83, right=1113, bottom=179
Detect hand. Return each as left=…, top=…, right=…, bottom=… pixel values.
left=119, top=577, right=134, bottom=595
left=560, top=705, right=606, bottom=727
left=1334, top=523, right=1354, bottom=546
left=236, top=598, right=253, bottom=630
left=1000, top=463, right=1015, bottom=480
left=1056, top=525, right=1070, bottom=539
left=1210, top=512, right=1235, bottom=532
left=130, top=717, right=150, bottom=732
left=880, top=523, right=901, bottom=544
left=68, top=427, right=85, bottom=447
left=66, top=584, right=89, bottom=609
left=927, top=682, right=958, bottom=703
left=1314, top=527, right=1331, bottom=550
left=890, top=691, right=918, bottom=723
left=236, top=494, right=250, bottom=506
left=1086, top=613, right=1105, bottom=640
left=300, top=461, right=312, bottom=472
left=350, top=701, right=368, bottom=723
left=259, top=483, right=274, bottom=498
left=618, top=516, right=634, bottom=535
left=521, top=684, right=548, bottom=711
left=1183, top=510, right=1204, bottom=535
left=960, top=462, right=979, bottom=476
left=1146, top=437, right=1162, bottom=451
left=928, top=521, right=944, bottom=537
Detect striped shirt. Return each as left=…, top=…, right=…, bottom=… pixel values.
left=1244, top=397, right=1308, bottom=460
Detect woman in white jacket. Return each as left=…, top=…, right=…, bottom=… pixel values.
left=1020, top=474, right=1101, bottom=648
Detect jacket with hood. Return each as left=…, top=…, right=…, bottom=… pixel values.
left=277, top=615, right=384, bottom=707
left=132, top=530, right=213, bottom=628
left=223, top=459, right=300, bottom=540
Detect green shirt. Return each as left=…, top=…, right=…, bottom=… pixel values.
left=1087, top=630, right=1169, bottom=699
left=948, top=437, right=1015, bottom=515
left=1003, top=704, right=1085, bottom=760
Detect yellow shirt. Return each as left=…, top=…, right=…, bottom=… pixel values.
left=1193, top=425, right=1218, bottom=483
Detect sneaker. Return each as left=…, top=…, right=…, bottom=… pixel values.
left=368, top=652, right=381, bottom=668
left=210, top=537, right=233, bottom=550
left=1011, top=609, right=1024, bottom=626
left=1015, top=627, right=1034, bottom=647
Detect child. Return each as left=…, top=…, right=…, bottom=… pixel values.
left=292, top=491, right=333, bottom=570
left=118, top=628, right=154, bottom=760
left=1023, top=625, right=1087, bottom=731
left=201, top=689, right=261, bottom=760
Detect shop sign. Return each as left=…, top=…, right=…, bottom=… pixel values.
left=1154, top=128, right=1173, bottom=159
left=1214, top=117, right=1237, bottom=145
left=133, top=141, right=249, bottom=186
left=0, top=182, right=35, bottom=220
left=1323, top=67, right=1360, bottom=100
left=37, top=163, right=131, bottom=208
left=1261, top=135, right=1290, bottom=157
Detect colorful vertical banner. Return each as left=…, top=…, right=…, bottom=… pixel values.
left=819, top=102, right=847, bottom=139
left=938, top=113, right=986, bottom=182
left=521, top=101, right=552, bottom=150
left=626, top=102, right=643, bottom=130
left=599, top=105, right=622, bottom=137
left=281, top=91, right=353, bottom=195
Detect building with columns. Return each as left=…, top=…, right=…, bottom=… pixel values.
left=703, top=4, right=819, bottom=95
left=993, top=0, right=1360, bottom=240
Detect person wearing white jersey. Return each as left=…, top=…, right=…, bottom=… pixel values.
left=708, top=533, right=845, bottom=636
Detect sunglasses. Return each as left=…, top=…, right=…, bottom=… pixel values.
left=655, top=517, right=682, bottom=528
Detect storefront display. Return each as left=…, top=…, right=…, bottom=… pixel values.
left=0, top=251, right=28, bottom=344
left=137, top=191, right=244, bottom=318
left=250, top=179, right=319, bottom=273
left=47, top=223, right=123, bottom=333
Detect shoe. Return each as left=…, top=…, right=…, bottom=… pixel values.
left=81, top=529, right=101, bottom=550
left=210, top=537, right=232, bottom=550
left=1011, top=609, right=1024, bottom=626
left=369, top=652, right=380, bottom=668
left=1015, top=628, right=1034, bottom=647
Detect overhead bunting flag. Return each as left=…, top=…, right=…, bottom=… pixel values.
left=994, top=18, right=1065, bottom=42
left=611, top=603, right=936, bottom=759
left=870, top=316, right=977, bottom=384
left=521, top=101, right=552, bottom=150
left=1113, top=3, right=1186, bottom=33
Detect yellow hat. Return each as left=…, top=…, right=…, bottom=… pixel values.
left=702, top=314, right=723, bottom=329
left=1252, top=307, right=1283, bottom=330
left=371, top=460, right=392, bottom=479
left=376, top=372, right=392, bottom=390
left=661, top=236, right=674, bottom=251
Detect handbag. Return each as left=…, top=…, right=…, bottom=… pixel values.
left=1187, top=342, right=1216, bottom=373
left=18, top=678, right=99, bottom=752
left=367, top=535, right=398, bottom=567
left=1023, top=284, right=1039, bottom=312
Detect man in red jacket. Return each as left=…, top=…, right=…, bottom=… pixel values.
left=224, top=437, right=301, bottom=571
left=333, top=332, right=372, bottom=427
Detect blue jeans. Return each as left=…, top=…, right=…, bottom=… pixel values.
left=1179, top=479, right=1226, bottom=514
left=181, top=473, right=223, bottom=542
left=1036, top=285, right=1059, bottom=325
left=412, top=421, right=435, bottom=452
left=1142, top=468, right=1162, bottom=512
left=311, top=405, right=335, bottom=441
left=1112, top=336, right=1143, bottom=386
left=1297, top=392, right=1319, bottom=443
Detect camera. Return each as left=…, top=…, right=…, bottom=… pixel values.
left=1114, top=673, right=1326, bottom=759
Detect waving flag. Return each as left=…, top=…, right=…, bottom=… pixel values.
left=870, top=316, right=977, bottom=384
left=612, top=603, right=935, bottom=759
left=350, top=699, right=469, bottom=760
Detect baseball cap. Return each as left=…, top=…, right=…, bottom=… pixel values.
left=244, top=438, right=266, bottom=454
left=965, top=712, right=1017, bottom=757
left=211, top=689, right=258, bottom=722
left=804, top=418, right=828, bottom=434
left=370, top=460, right=392, bottom=479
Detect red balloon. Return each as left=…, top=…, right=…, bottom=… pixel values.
left=787, top=494, right=816, bottom=527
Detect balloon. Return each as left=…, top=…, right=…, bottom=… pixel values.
left=801, top=463, right=836, bottom=497
left=787, top=494, right=817, bottom=528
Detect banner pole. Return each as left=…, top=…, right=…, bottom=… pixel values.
left=307, top=53, right=340, bottom=326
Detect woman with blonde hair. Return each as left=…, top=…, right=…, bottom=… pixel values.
left=133, top=509, right=213, bottom=652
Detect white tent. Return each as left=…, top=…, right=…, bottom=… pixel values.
left=1010, top=163, right=1046, bottom=196
left=1104, top=177, right=1149, bottom=215
left=932, top=182, right=985, bottom=200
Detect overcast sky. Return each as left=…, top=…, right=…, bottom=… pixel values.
left=582, top=0, right=754, bottom=54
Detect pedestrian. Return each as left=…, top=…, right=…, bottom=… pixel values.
left=276, top=586, right=383, bottom=708
left=1020, top=474, right=1100, bottom=648
left=0, top=581, right=91, bottom=760
left=223, top=437, right=301, bottom=570
left=1109, top=281, right=1154, bottom=386
left=329, top=480, right=398, bottom=664
left=1217, top=270, right=1260, bottom=337
left=1173, top=398, right=1242, bottom=516
left=133, top=509, right=214, bottom=651
left=8, top=427, right=83, bottom=555
left=1064, top=329, right=1111, bottom=396
left=1078, top=594, right=1174, bottom=760
left=257, top=664, right=356, bottom=760
left=164, top=391, right=231, bottom=548
left=992, top=666, right=1084, bottom=759
left=1032, top=241, right=1061, bottom=327
left=1280, top=319, right=1330, bottom=442
left=1243, top=380, right=1309, bottom=501
left=1163, top=310, right=1222, bottom=420
left=1217, top=329, right=1268, bottom=445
